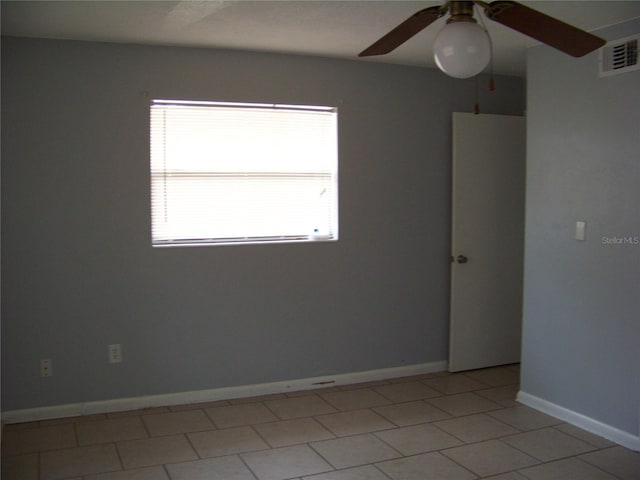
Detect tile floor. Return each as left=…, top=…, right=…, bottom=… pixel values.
left=2, top=365, right=639, bottom=480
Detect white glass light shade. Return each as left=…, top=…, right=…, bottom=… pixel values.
left=433, top=21, right=490, bottom=78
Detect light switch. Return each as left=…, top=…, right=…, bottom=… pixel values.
left=576, top=221, right=586, bottom=241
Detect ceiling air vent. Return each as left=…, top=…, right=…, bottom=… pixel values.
left=599, top=34, right=639, bottom=77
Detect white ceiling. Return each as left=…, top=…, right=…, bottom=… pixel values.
left=2, top=1, right=640, bottom=77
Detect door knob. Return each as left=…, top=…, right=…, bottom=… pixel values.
left=456, top=255, right=469, bottom=264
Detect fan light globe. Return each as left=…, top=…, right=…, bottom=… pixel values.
left=433, top=21, right=490, bottom=78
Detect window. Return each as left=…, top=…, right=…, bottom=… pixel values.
left=150, top=100, right=338, bottom=246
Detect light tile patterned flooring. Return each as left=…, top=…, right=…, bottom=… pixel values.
left=2, top=365, right=639, bottom=480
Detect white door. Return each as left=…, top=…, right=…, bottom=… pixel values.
left=449, top=112, right=526, bottom=372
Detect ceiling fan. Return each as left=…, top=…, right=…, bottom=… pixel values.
left=359, top=1, right=606, bottom=78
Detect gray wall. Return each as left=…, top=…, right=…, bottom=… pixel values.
left=1, top=37, right=524, bottom=411
left=522, top=18, right=640, bottom=438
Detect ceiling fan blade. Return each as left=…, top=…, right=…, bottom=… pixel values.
left=359, top=5, right=445, bottom=57
left=483, top=0, right=605, bottom=57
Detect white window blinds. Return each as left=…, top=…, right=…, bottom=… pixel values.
left=150, top=100, right=338, bottom=246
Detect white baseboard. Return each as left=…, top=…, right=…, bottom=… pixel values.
left=517, top=391, right=640, bottom=452
left=2, top=360, right=448, bottom=424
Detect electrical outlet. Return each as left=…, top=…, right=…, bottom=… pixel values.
left=108, top=344, right=122, bottom=364
left=40, top=359, right=53, bottom=377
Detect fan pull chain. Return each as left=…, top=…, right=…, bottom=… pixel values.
left=476, top=4, right=496, bottom=93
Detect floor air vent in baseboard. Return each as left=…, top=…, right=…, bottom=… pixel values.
left=600, top=34, right=639, bottom=77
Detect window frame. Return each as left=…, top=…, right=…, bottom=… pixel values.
left=149, top=99, right=339, bottom=247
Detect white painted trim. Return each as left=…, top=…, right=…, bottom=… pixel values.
left=517, top=390, right=640, bottom=452
left=2, top=360, right=448, bottom=424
